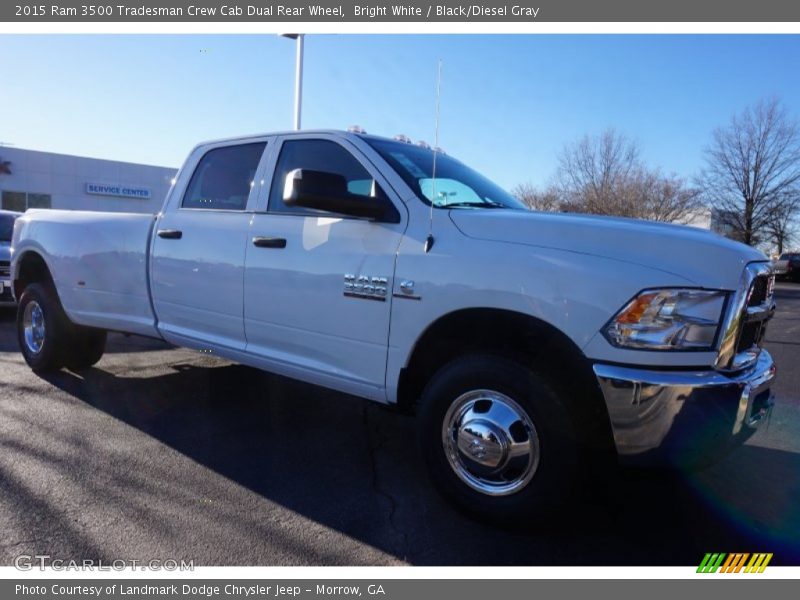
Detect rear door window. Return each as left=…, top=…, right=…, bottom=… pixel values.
left=182, top=142, right=266, bottom=211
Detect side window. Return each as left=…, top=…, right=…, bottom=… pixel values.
left=1, top=191, right=27, bottom=212
left=182, top=142, right=266, bottom=211
left=268, top=139, right=379, bottom=214
left=1, top=191, right=50, bottom=211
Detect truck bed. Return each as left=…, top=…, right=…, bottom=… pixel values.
left=13, top=209, right=159, bottom=337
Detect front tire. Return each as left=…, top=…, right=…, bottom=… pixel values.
left=418, top=354, right=581, bottom=522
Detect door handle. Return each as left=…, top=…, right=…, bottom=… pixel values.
left=252, top=236, right=287, bottom=249
left=157, top=229, right=183, bottom=239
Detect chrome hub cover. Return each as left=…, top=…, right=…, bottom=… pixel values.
left=443, top=389, right=540, bottom=496
left=23, top=300, right=46, bottom=355
left=457, top=419, right=508, bottom=470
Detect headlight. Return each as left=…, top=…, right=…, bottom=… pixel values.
left=604, top=289, right=727, bottom=350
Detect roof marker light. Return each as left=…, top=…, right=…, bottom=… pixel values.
left=348, top=125, right=367, bottom=134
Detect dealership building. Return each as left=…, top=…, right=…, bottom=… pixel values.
left=0, top=146, right=177, bottom=214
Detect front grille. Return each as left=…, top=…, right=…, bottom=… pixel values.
left=716, top=264, right=774, bottom=371
left=0, top=260, right=9, bottom=278
left=736, top=321, right=764, bottom=353
left=734, top=273, right=774, bottom=356
left=748, top=274, right=768, bottom=306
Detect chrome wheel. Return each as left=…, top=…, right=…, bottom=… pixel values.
left=442, top=389, right=540, bottom=497
left=23, top=300, right=46, bottom=355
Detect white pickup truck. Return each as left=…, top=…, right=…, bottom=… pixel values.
left=10, top=130, right=777, bottom=520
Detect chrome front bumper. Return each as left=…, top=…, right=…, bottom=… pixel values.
left=594, top=350, right=776, bottom=464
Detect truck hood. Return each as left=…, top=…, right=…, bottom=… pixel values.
left=449, top=210, right=766, bottom=289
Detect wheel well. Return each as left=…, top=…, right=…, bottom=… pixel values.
left=397, top=308, right=614, bottom=452
left=14, top=251, right=53, bottom=299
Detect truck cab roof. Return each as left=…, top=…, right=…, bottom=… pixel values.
left=192, top=129, right=381, bottom=147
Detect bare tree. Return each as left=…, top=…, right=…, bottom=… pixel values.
left=639, top=171, right=703, bottom=224
left=698, top=97, right=800, bottom=246
left=512, top=182, right=562, bottom=212
left=556, top=128, right=640, bottom=215
left=554, top=128, right=702, bottom=222
left=765, top=192, right=800, bottom=254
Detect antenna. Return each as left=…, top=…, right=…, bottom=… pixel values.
left=425, top=59, right=442, bottom=254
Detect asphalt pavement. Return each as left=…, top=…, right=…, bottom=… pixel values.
left=0, top=284, right=798, bottom=566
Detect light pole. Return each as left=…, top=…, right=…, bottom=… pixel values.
left=280, top=34, right=304, bottom=130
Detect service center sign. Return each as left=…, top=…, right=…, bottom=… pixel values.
left=86, top=182, right=151, bottom=199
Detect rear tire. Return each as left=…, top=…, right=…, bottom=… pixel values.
left=65, top=328, right=107, bottom=370
left=16, top=282, right=71, bottom=372
left=417, top=354, right=582, bottom=523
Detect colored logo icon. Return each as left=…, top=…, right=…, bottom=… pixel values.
left=697, top=553, right=773, bottom=573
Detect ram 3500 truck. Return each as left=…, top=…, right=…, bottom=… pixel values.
left=11, top=130, right=776, bottom=519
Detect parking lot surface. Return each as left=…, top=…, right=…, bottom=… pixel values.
left=1, top=284, right=798, bottom=566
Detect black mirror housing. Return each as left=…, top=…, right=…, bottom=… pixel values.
left=282, top=169, right=398, bottom=222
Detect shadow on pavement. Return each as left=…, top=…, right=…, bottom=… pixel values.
left=30, top=361, right=800, bottom=566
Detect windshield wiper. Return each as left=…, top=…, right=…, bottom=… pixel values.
left=442, top=201, right=508, bottom=209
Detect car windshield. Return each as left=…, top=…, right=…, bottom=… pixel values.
left=779, top=253, right=800, bottom=260
left=0, top=214, right=16, bottom=242
left=366, top=138, right=527, bottom=210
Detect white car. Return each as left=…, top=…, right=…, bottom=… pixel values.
left=772, top=252, right=800, bottom=282
left=9, top=130, right=777, bottom=520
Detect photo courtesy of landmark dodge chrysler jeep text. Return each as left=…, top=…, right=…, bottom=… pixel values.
left=10, top=130, right=777, bottom=520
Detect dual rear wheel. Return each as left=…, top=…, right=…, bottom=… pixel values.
left=17, top=282, right=106, bottom=372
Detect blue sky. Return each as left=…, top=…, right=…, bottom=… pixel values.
left=2, top=34, right=800, bottom=189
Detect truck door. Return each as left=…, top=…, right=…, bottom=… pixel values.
left=151, top=140, right=269, bottom=350
left=244, top=135, right=407, bottom=401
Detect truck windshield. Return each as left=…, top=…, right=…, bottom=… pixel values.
left=0, top=214, right=16, bottom=242
left=366, top=138, right=527, bottom=210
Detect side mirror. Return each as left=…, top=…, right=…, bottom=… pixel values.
left=282, top=169, right=397, bottom=221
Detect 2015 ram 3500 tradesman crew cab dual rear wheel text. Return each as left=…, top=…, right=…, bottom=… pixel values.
left=10, top=130, right=777, bottom=521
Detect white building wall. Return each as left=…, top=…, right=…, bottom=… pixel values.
left=684, top=207, right=712, bottom=230
left=0, top=147, right=177, bottom=213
